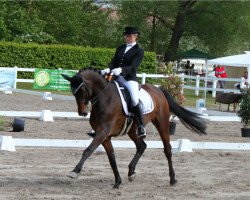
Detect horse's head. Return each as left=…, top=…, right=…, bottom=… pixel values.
left=62, top=72, right=92, bottom=117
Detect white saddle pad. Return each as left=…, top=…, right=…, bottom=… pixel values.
left=114, top=81, right=154, bottom=116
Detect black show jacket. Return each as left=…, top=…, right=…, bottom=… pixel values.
left=108, top=44, right=144, bottom=81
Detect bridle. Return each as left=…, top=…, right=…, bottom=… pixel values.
left=71, top=73, right=111, bottom=106
left=72, top=82, right=85, bottom=95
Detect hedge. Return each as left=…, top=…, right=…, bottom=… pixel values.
left=0, top=42, right=157, bottom=78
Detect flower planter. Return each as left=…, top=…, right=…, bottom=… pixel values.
left=241, top=128, right=250, bottom=137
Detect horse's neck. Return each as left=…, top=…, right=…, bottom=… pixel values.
left=84, top=73, right=114, bottom=102
left=90, top=77, right=108, bottom=95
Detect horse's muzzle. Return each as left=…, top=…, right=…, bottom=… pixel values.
left=79, top=112, right=88, bottom=117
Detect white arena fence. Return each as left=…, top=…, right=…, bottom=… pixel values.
left=1, top=136, right=250, bottom=153
left=0, top=66, right=247, bottom=98
left=0, top=110, right=241, bottom=122
left=1, top=107, right=249, bottom=153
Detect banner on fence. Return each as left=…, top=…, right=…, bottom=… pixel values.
left=0, top=69, right=16, bottom=88
left=33, top=69, right=75, bottom=90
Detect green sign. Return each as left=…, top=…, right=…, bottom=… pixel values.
left=33, top=69, right=76, bottom=90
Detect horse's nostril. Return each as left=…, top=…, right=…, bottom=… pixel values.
left=79, top=112, right=88, bottom=117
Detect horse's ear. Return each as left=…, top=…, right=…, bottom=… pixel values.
left=61, top=74, right=72, bottom=82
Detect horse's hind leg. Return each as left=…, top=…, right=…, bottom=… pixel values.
left=102, top=139, right=122, bottom=189
left=127, top=128, right=147, bottom=182
left=153, top=120, right=177, bottom=185
left=163, top=139, right=177, bottom=185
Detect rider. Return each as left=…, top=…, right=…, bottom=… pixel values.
left=92, top=26, right=146, bottom=138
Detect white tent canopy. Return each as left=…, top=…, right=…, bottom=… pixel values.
left=203, top=52, right=250, bottom=105
left=207, top=53, right=250, bottom=84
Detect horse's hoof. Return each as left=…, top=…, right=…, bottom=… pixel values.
left=128, top=173, right=136, bottom=182
left=170, top=179, right=177, bottom=185
left=67, top=171, right=80, bottom=179
left=113, top=184, right=120, bottom=189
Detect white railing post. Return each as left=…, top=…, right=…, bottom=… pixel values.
left=195, top=75, right=200, bottom=96
left=13, top=66, right=18, bottom=89
left=141, top=73, right=146, bottom=84
left=180, top=73, right=184, bottom=94
left=212, top=76, right=217, bottom=98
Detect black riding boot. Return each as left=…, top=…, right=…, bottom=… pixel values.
left=133, top=103, right=146, bottom=139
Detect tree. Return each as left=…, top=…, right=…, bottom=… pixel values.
left=0, top=0, right=118, bottom=46
left=35, top=0, right=118, bottom=47
left=0, top=0, right=249, bottom=60
left=0, top=0, right=54, bottom=43
left=115, top=0, right=250, bottom=61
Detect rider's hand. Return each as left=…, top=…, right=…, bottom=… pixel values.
left=111, top=67, right=122, bottom=76
left=101, top=68, right=110, bottom=75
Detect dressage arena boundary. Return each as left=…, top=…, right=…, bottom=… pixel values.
left=0, top=110, right=241, bottom=122
left=0, top=110, right=89, bottom=121
left=1, top=110, right=247, bottom=152
left=1, top=136, right=250, bottom=153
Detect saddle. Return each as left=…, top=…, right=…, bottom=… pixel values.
left=112, top=80, right=154, bottom=136
left=113, top=81, right=154, bottom=116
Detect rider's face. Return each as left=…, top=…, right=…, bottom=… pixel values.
left=125, top=34, right=137, bottom=44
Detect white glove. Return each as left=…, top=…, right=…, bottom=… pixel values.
left=111, top=67, right=122, bottom=76
left=101, top=68, right=110, bottom=75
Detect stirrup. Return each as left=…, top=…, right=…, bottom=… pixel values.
left=137, top=125, right=146, bottom=139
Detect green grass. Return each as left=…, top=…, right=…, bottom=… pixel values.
left=17, top=82, right=71, bottom=95
left=183, top=89, right=216, bottom=109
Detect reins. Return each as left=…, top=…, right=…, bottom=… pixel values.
left=73, top=72, right=112, bottom=107
left=90, top=81, right=111, bottom=106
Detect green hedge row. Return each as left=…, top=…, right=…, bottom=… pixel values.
left=0, top=42, right=157, bottom=78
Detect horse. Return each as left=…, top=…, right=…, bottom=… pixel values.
left=61, top=67, right=207, bottom=189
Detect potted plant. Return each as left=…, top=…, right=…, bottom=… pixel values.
left=160, top=62, right=186, bottom=135
left=237, top=87, right=250, bottom=137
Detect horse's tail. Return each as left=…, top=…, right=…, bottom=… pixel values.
left=159, top=86, right=207, bottom=135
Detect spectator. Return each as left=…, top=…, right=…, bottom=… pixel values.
left=234, top=71, right=248, bottom=89
left=190, top=63, right=195, bottom=75
left=185, top=60, right=191, bottom=69
left=184, top=60, right=191, bottom=75
left=214, top=65, right=227, bottom=88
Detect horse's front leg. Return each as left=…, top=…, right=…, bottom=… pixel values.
left=68, top=133, right=105, bottom=178
left=102, top=139, right=122, bottom=189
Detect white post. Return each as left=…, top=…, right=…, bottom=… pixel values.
left=204, top=60, right=208, bottom=106
left=180, top=73, right=184, bottom=94
left=141, top=73, right=146, bottom=84
left=13, top=66, right=18, bottom=89
left=195, top=75, right=200, bottom=96
left=212, top=77, right=217, bottom=98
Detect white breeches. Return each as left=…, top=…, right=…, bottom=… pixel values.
left=116, top=75, right=139, bottom=106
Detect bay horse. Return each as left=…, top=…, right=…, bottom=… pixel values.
left=62, top=68, right=207, bottom=189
